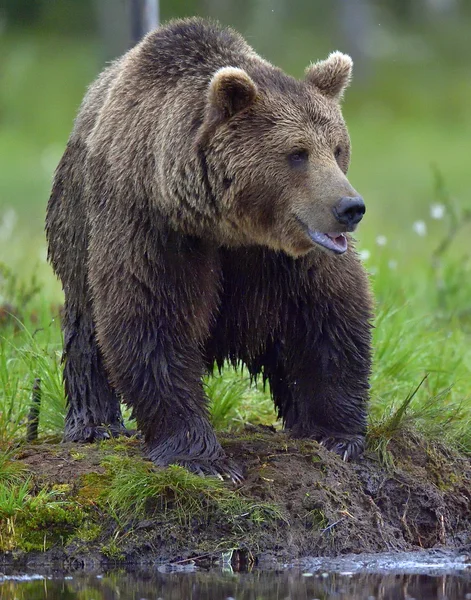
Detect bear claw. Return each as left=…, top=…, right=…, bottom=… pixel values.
left=291, top=425, right=365, bottom=461
left=318, top=434, right=365, bottom=461
left=167, top=458, right=244, bottom=484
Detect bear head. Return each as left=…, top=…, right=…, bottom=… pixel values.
left=197, top=52, right=364, bottom=258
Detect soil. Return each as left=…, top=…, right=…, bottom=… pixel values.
left=1, top=426, right=471, bottom=569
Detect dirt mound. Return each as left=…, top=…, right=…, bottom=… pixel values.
left=225, top=428, right=471, bottom=559
left=2, top=427, right=471, bottom=567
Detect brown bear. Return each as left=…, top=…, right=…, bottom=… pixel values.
left=46, top=17, right=372, bottom=481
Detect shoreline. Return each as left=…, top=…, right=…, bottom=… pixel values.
left=2, top=427, right=470, bottom=566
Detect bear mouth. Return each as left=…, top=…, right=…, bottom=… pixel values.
left=308, top=230, right=348, bottom=254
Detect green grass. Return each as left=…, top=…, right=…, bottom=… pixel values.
left=0, top=30, right=470, bottom=460
left=0, top=442, right=285, bottom=554
left=0, top=449, right=27, bottom=486
left=0, top=479, right=86, bottom=552
left=99, top=454, right=283, bottom=529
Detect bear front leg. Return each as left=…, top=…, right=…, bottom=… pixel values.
left=87, top=226, right=242, bottom=482
left=272, top=335, right=371, bottom=460
left=270, top=264, right=372, bottom=461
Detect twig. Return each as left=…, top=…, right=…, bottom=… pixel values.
left=170, top=551, right=215, bottom=565
left=320, top=517, right=344, bottom=534
left=26, top=378, right=41, bottom=442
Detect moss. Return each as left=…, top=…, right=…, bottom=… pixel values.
left=77, top=472, right=111, bottom=506
left=51, top=483, right=72, bottom=494
left=98, top=435, right=141, bottom=455
left=69, top=450, right=86, bottom=461
left=0, top=486, right=86, bottom=552
left=101, top=540, right=125, bottom=561
left=70, top=452, right=287, bottom=557
left=3, top=427, right=470, bottom=561
left=74, top=521, right=102, bottom=543
left=297, top=440, right=322, bottom=454
left=423, top=442, right=464, bottom=491
left=99, top=454, right=285, bottom=530
left=1, top=443, right=287, bottom=556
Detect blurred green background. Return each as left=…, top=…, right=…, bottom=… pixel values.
left=0, top=0, right=470, bottom=449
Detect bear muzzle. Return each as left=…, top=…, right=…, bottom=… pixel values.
left=295, top=195, right=365, bottom=255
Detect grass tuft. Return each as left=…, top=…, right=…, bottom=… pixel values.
left=0, top=481, right=85, bottom=552
left=100, top=454, right=285, bottom=530
left=0, top=450, right=28, bottom=485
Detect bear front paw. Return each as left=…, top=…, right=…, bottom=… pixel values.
left=146, top=420, right=244, bottom=483
left=290, top=424, right=365, bottom=461
left=64, top=422, right=134, bottom=443
left=147, top=444, right=244, bottom=484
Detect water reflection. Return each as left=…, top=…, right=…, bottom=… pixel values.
left=1, top=570, right=471, bottom=600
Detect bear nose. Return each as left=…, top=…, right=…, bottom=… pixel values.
left=333, top=196, right=365, bottom=229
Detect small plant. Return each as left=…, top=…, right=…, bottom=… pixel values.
left=0, top=314, right=64, bottom=445
left=0, top=483, right=86, bottom=552
left=102, top=455, right=241, bottom=523
left=0, top=450, right=27, bottom=485
left=70, top=450, right=86, bottom=461
left=369, top=294, right=470, bottom=456
left=0, top=341, right=29, bottom=444
left=75, top=521, right=102, bottom=543
left=207, top=369, right=250, bottom=430
left=206, top=364, right=275, bottom=431
left=0, top=479, right=31, bottom=519
left=369, top=376, right=428, bottom=464
left=304, top=508, right=328, bottom=530
left=101, top=539, right=125, bottom=561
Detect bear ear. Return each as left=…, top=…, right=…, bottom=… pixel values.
left=305, top=52, right=353, bottom=100
left=207, top=67, right=258, bottom=122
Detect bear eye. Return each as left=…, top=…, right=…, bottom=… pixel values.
left=288, top=149, right=309, bottom=166
left=334, top=145, right=342, bottom=160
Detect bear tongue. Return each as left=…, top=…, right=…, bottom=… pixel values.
left=325, top=233, right=348, bottom=253
left=306, top=229, right=348, bottom=254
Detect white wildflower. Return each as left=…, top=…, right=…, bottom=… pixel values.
left=430, top=203, right=445, bottom=220
left=376, top=235, right=387, bottom=246
left=412, top=220, right=427, bottom=236
left=388, top=260, right=398, bottom=270
left=358, top=249, right=371, bottom=261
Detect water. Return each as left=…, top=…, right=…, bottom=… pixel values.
left=1, top=568, right=471, bottom=600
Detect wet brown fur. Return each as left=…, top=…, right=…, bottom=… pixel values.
left=46, top=18, right=373, bottom=478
